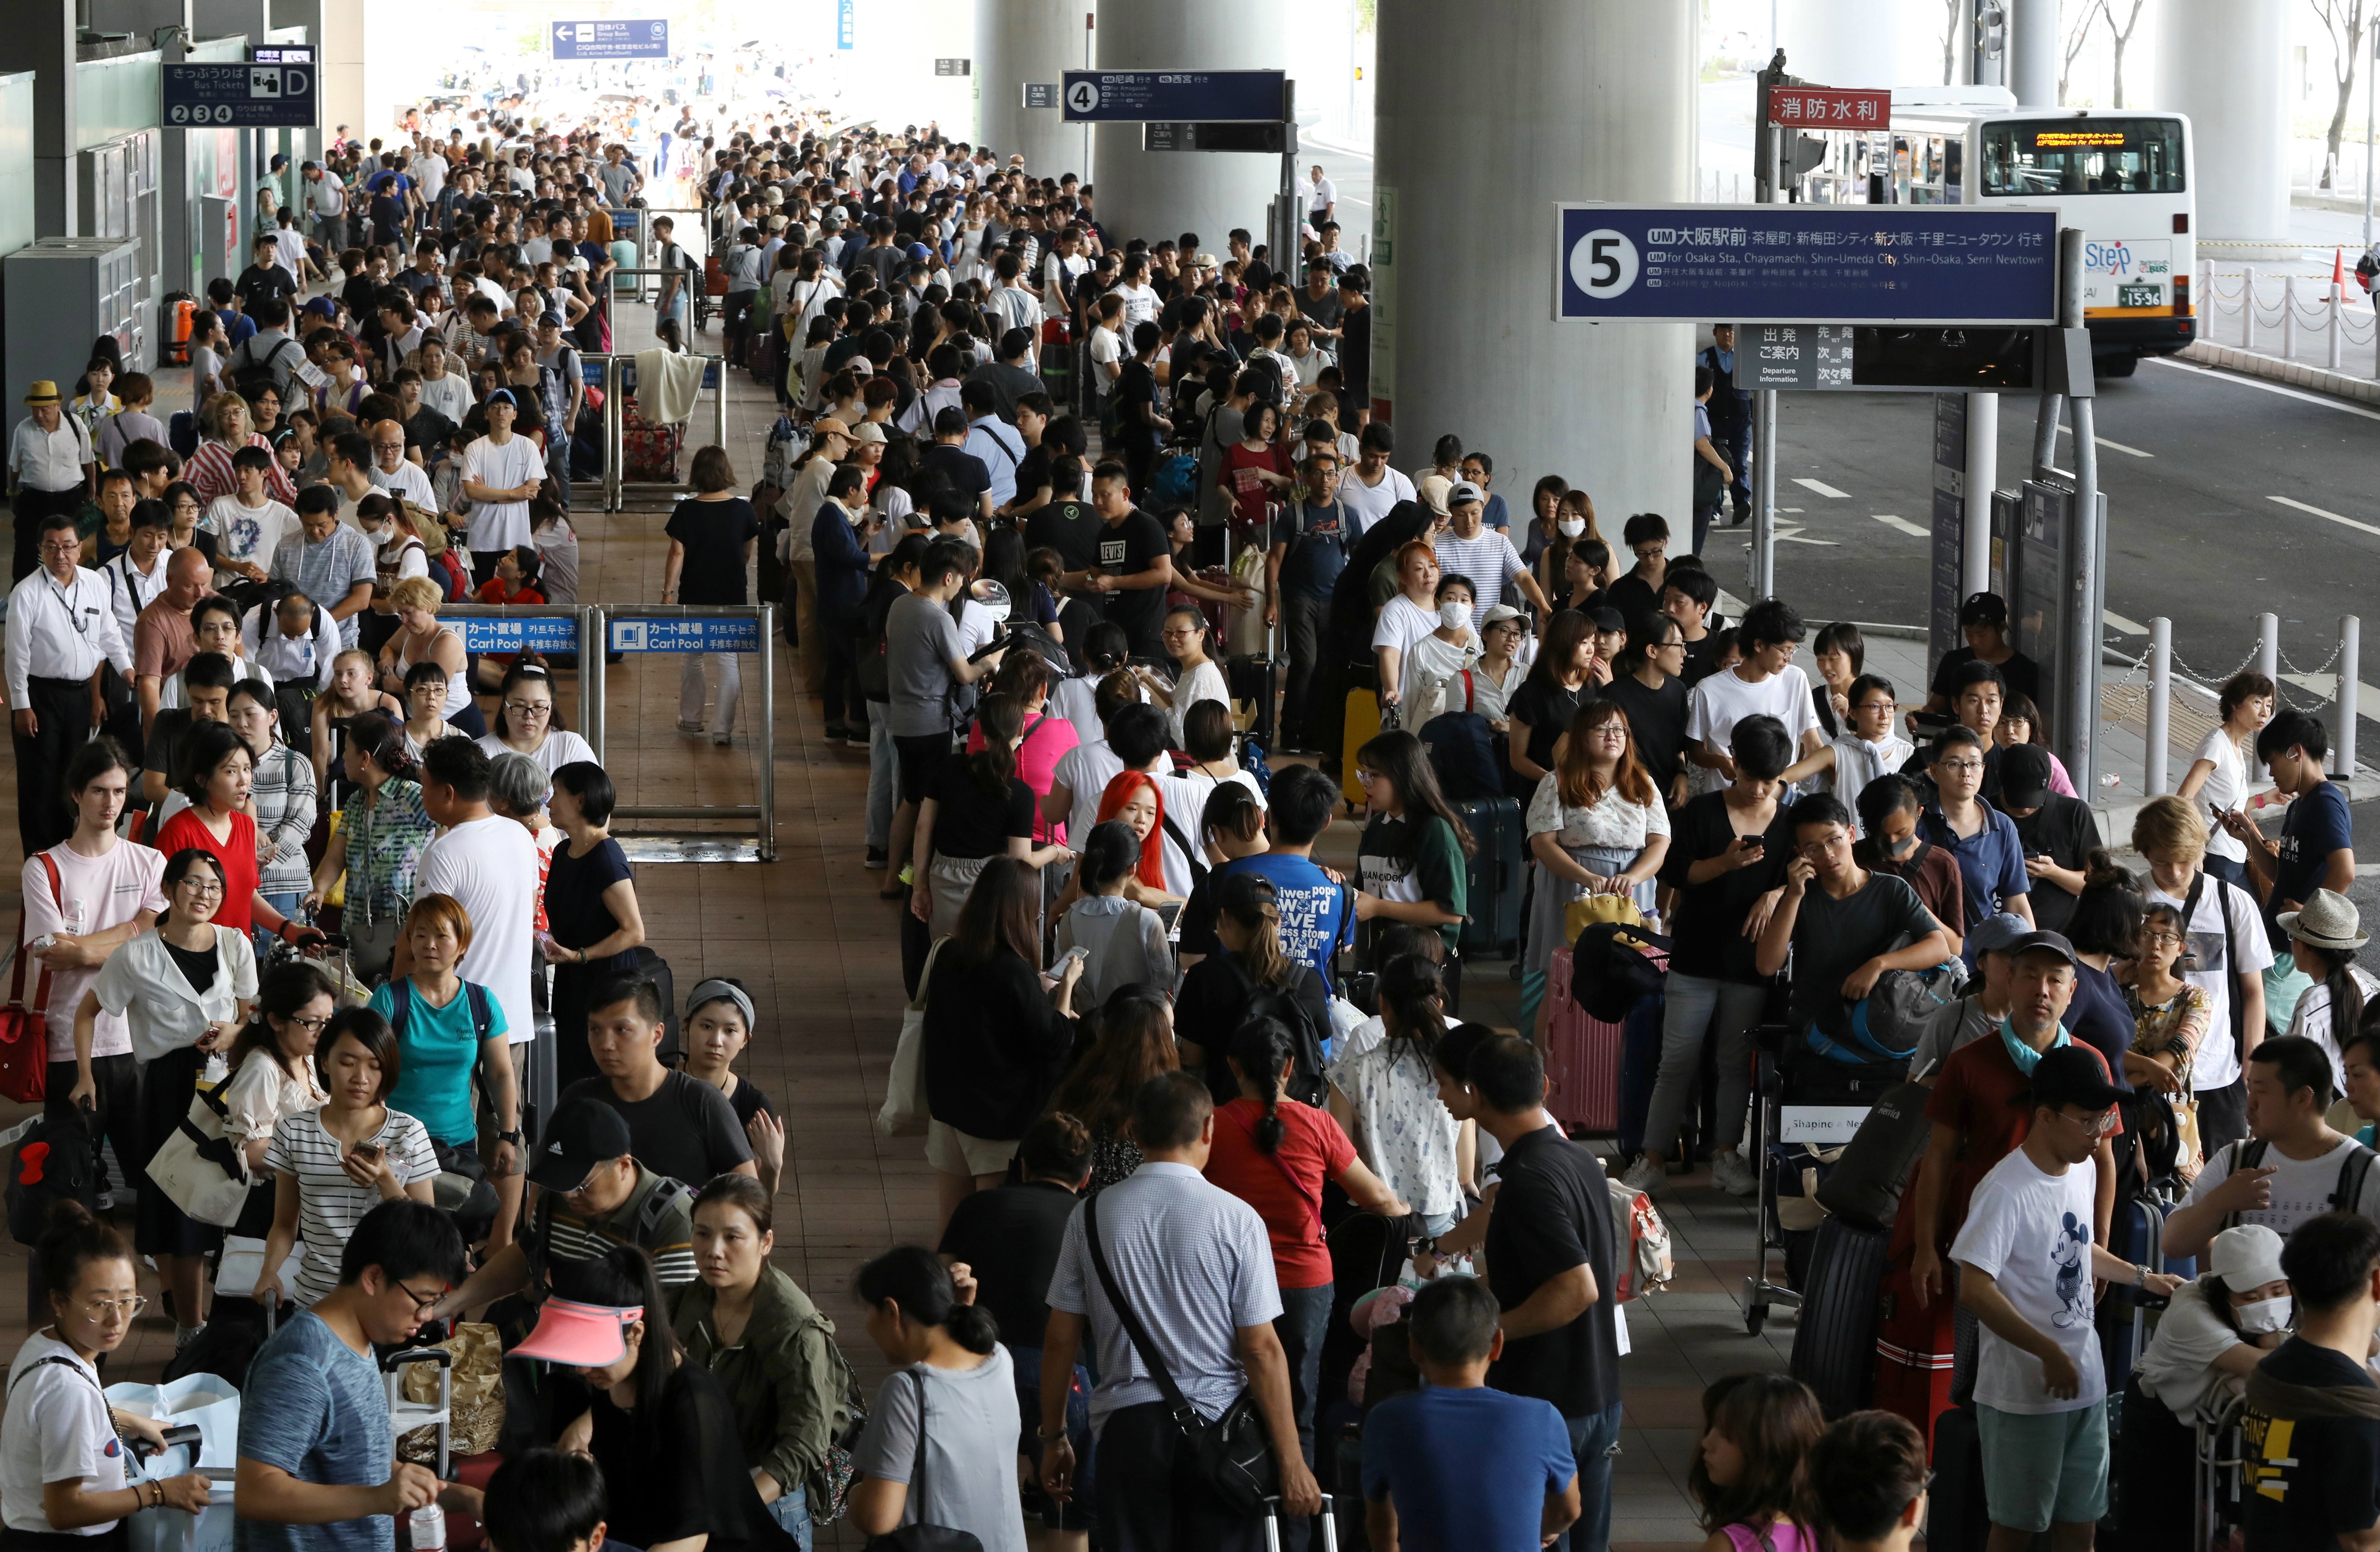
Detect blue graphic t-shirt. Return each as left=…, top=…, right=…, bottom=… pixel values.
left=1216, top=853, right=1353, bottom=994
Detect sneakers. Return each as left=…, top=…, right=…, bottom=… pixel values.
left=823, top=721, right=850, bottom=741
left=847, top=731, right=870, bottom=749
left=1619, top=1156, right=1663, bottom=1194
left=864, top=848, right=888, bottom=870
left=676, top=720, right=704, bottom=734
left=1710, top=1146, right=1758, bottom=1198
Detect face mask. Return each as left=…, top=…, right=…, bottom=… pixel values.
left=2235, top=1296, right=2292, bottom=1335
left=1439, top=601, right=1470, bottom=631
left=1558, top=518, right=1587, bottom=539
left=363, top=524, right=392, bottom=548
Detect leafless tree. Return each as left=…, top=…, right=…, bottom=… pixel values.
left=2104, top=0, right=2147, bottom=107
left=2313, top=0, right=2372, bottom=189
left=2058, top=0, right=2100, bottom=106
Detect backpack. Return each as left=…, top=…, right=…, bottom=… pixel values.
left=230, top=335, right=297, bottom=402
left=432, top=547, right=470, bottom=603
left=1805, top=961, right=1964, bottom=1070
left=2223, top=1136, right=2380, bottom=1229
left=6, top=1112, right=99, bottom=1246
left=1571, top=921, right=1673, bottom=1023
left=399, top=499, right=450, bottom=558
left=1147, top=451, right=1199, bottom=507
left=168, top=409, right=200, bottom=458
left=1610, top=1176, right=1676, bottom=1299
left=386, top=977, right=495, bottom=1046
left=1240, top=965, right=1329, bottom=1109
left=1416, top=707, right=1501, bottom=802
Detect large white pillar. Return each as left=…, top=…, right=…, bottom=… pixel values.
left=1374, top=0, right=1695, bottom=529
left=1090, top=0, right=1290, bottom=253
left=0, top=0, right=78, bottom=236
left=976, top=0, right=1092, bottom=181
left=1777, top=0, right=1901, bottom=90
left=2159, top=0, right=2293, bottom=259
left=2008, top=0, right=2059, bottom=107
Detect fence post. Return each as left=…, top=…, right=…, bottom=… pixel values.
left=713, top=357, right=728, bottom=452
left=2147, top=616, right=2173, bottom=795
left=585, top=606, right=608, bottom=763
left=2243, top=265, right=2258, bottom=350
left=604, top=356, right=625, bottom=513
left=2285, top=273, right=2298, bottom=360
left=2332, top=286, right=2345, bottom=371
left=2339, top=615, right=2363, bottom=781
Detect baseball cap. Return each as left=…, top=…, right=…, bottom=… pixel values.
left=2000, top=743, right=2054, bottom=810
left=1481, top=604, right=1526, bottom=630
left=2008, top=929, right=2080, bottom=971
left=527, top=1097, right=634, bottom=1193
left=1447, top=480, right=1484, bottom=507
left=1216, top=871, right=1278, bottom=913
left=812, top=416, right=854, bottom=442
left=2208, top=1224, right=2289, bottom=1290
left=1416, top=473, right=1453, bottom=515
left=302, top=296, right=339, bottom=317
left=849, top=422, right=887, bottom=445
left=1585, top=606, right=1627, bottom=635
left=1959, top=590, right=2010, bottom=627
left=1967, top=911, right=2032, bottom=959
left=2029, top=1044, right=2127, bottom=1114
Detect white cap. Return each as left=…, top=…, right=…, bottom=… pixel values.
left=1448, top=480, right=1485, bottom=507
left=2208, top=1223, right=2287, bottom=1290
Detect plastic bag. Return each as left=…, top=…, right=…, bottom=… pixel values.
left=107, top=1372, right=240, bottom=1552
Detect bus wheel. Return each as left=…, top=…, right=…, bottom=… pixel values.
left=2094, top=351, right=2139, bottom=379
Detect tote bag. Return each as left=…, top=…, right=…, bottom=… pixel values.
left=875, top=937, right=949, bottom=1138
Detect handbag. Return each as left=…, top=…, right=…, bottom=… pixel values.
left=861, top=1371, right=983, bottom=1550
left=1083, top=1188, right=1281, bottom=1518
left=875, top=937, right=948, bottom=1137
left=1564, top=891, right=1645, bottom=945
left=146, top=1069, right=254, bottom=1228
left=0, top=854, right=63, bottom=1103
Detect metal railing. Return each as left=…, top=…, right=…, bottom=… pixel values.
left=2199, top=267, right=2380, bottom=377
left=576, top=352, right=730, bottom=511
left=581, top=604, right=777, bottom=861
left=2125, top=612, right=2363, bottom=796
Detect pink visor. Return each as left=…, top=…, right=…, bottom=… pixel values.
left=509, top=1298, right=643, bottom=1366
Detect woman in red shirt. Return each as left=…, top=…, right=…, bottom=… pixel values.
left=1203, top=1017, right=1410, bottom=1488
left=152, top=721, right=314, bottom=952
left=1220, top=401, right=1292, bottom=537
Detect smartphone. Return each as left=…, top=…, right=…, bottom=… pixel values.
left=351, top=1140, right=382, bottom=1163
left=1054, top=945, right=1090, bottom=970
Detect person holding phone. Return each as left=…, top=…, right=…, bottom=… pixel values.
left=2177, top=671, right=2274, bottom=889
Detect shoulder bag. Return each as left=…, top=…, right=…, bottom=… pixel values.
left=860, top=1370, right=983, bottom=1550
left=875, top=937, right=948, bottom=1138
left=0, top=854, right=62, bottom=1103
left=1082, top=1188, right=1281, bottom=1518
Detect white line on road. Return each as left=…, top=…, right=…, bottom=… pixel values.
left=1793, top=478, right=1851, bottom=498
left=1871, top=514, right=1930, bottom=537
left=2052, top=423, right=2155, bottom=457
left=2103, top=611, right=2147, bottom=635
left=1782, top=507, right=1804, bottom=513
left=2269, top=494, right=2380, bottom=539
left=2148, top=356, right=2380, bottom=425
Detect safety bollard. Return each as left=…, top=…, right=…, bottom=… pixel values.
left=2243, top=266, right=2257, bottom=350
left=2339, top=616, right=2362, bottom=781
left=2284, top=273, right=2297, bottom=360
left=2146, top=617, right=2172, bottom=795
left=2331, top=286, right=2344, bottom=371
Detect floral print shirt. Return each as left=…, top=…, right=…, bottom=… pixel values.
left=1327, top=1037, right=1461, bottom=1217
left=341, top=777, right=436, bottom=926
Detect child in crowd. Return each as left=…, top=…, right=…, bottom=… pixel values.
left=1802, top=1411, right=1928, bottom=1552
left=1686, top=1373, right=1825, bottom=1552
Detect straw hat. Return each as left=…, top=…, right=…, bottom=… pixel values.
left=2279, top=888, right=2368, bottom=952
left=22, top=381, right=60, bottom=406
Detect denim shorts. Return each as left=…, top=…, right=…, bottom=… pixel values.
left=1977, top=1398, right=2109, bottom=1532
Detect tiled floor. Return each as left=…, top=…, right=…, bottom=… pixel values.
left=0, top=296, right=1800, bottom=1550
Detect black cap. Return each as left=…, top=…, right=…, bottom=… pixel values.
left=528, top=1098, right=634, bottom=1193
left=1585, top=606, right=1627, bottom=634
left=2009, top=929, right=2081, bottom=971
left=1958, top=591, right=2010, bottom=627
left=2030, top=1044, right=2126, bottom=1113
left=1216, top=870, right=1278, bottom=912
left=2001, top=743, right=2054, bottom=809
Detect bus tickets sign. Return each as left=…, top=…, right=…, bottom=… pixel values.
left=1554, top=204, right=2060, bottom=326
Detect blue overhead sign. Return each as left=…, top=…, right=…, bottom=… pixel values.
left=1553, top=205, right=2061, bottom=326
left=550, top=19, right=669, bottom=60
left=162, top=63, right=315, bottom=129
left=1061, top=71, right=1286, bottom=123
left=443, top=615, right=581, bottom=655
left=609, top=616, right=762, bottom=653
left=835, top=0, right=853, bottom=49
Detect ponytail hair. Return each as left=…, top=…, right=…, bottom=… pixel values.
left=1231, top=1018, right=1298, bottom=1154
left=967, top=693, right=1022, bottom=799
left=854, top=1244, right=999, bottom=1355
left=38, top=1199, right=129, bottom=1309
left=1077, top=820, right=1140, bottom=895
left=1378, top=953, right=1448, bottom=1076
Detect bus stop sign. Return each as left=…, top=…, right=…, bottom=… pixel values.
left=1554, top=205, right=2060, bottom=326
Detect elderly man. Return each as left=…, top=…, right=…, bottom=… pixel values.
left=132, top=544, right=213, bottom=741
left=7, top=381, right=93, bottom=582
left=270, top=485, right=377, bottom=649
left=8, top=509, right=132, bottom=853
left=366, top=419, right=436, bottom=508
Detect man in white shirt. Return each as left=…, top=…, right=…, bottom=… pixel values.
left=460, top=392, right=543, bottom=574
left=1110, top=257, right=1160, bottom=331
left=402, top=736, right=545, bottom=1115
left=1431, top=482, right=1550, bottom=626
left=8, top=508, right=133, bottom=855
left=1685, top=598, right=1823, bottom=796
left=366, top=419, right=436, bottom=508
left=1042, top=225, right=1090, bottom=317
left=102, top=503, right=171, bottom=645
left=1307, top=165, right=1337, bottom=226
left=2136, top=800, right=2274, bottom=1146
left=8, top=381, right=93, bottom=584
left=1337, top=422, right=1415, bottom=537
left=2165, top=1034, right=2380, bottom=1260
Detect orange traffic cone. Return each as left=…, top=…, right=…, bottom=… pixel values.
left=2336, top=246, right=2349, bottom=299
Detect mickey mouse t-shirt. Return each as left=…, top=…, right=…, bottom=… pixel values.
left=1948, top=1145, right=2104, bottom=1415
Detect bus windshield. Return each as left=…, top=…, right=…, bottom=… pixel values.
left=1981, top=119, right=2186, bottom=197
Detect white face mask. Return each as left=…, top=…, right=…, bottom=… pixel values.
left=362, top=523, right=392, bottom=548
left=2235, top=1296, right=2292, bottom=1335
left=1558, top=518, right=1587, bottom=539
left=1439, top=600, right=1471, bottom=631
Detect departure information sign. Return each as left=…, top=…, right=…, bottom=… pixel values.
left=1554, top=205, right=2060, bottom=325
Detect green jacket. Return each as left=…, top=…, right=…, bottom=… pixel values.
left=669, top=1264, right=855, bottom=1506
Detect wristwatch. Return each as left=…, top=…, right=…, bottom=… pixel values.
left=496, top=1128, right=525, bottom=1146
left=2133, top=1262, right=2148, bottom=1288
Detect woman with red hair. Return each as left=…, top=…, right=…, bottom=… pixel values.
left=1095, top=770, right=1186, bottom=907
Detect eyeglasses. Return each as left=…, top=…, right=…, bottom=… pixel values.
left=177, top=879, right=226, bottom=897
left=2145, top=929, right=2185, bottom=947
left=40, top=539, right=82, bottom=558
left=1859, top=698, right=1899, bottom=712
left=1936, top=759, right=1985, bottom=774
left=1355, top=769, right=1382, bottom=787
left=393, top=1280, right=448, bottom=1313
left=76, top=1295, right=148, bottom=1320
left=502, top=699, right=552, bottom=716
left=281, top=1012, right=333, bottom=1033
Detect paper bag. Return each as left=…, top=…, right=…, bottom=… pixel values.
left=399, top=1322, right=504, bottom=1461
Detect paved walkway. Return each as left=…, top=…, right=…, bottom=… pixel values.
left=0, top=293, right=1805, bottom=1550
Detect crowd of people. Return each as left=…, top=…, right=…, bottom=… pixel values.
left=2, top=67, right=2377, bottom=1552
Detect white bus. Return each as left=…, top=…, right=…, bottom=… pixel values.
left=1801, top=88, right=2196, bottom=375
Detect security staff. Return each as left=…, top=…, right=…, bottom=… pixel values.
left=1696, top=325, right=1754, bottom=525
left=6, top=509, right=133, bottom=856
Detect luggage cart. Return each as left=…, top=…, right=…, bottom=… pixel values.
left=1743, top=1024, right=1804, bottom=1336
left=2197, top=1392, right=2249, bottom=1552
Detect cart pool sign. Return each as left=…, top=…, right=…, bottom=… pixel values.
left=1553, top=204, right=2060, bottom=326
left=443, top=616, right=580, bottom=655
left=550, top=20, right=669, bottom=59
left=608, top=615, right=762, bottom=653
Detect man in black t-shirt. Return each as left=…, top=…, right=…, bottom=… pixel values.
left=2242, top=1211, right=2380, bottom=1552
left=920, top=405, right=994, bottom=521
left=559, top=976, right=757, bottom=1189
left=1922, top=591, right=2041, bottom=722
left=234, top=236, right=301, bottom=317
left=2000, top=744, right=2102, bottom=937
left=1081, top=460, right=1176, bottom=658
left=1472, top=1035, right=1623, bottom=1552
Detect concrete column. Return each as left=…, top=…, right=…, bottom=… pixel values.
left=2008, top=0, right=2058, bottom=107
left=2160, top=0, right=2293, bottom=260
left=1375, top=0, right=1696, bottom=531
left=319, top=0, right=362, bottom=152
left=1090, top=0, right=1290, bottom=254
left=976, top=0, right=1092, bottom=180
left=1778, top=0, right=1901, bottom=91
left=0, top=0, right=80, bottom=236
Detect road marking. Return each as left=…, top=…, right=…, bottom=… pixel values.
left=2103, top=611, right=2147, bottom=635
left=2053, top=423, right=2155, bottom=457
left=1781, top=506, right=1804, bottom=514
left=1871, top=514, right=1929, bottom=537
left=1792, top=478, right=1850, bottom=498
left=2148, top=355, right=2380, bottom=425
left=2282, top=672, right=2380, bottom=717
left=1775, top=524, right=1838, bottom=547
left=2269, top=494, right=2380, bottom=539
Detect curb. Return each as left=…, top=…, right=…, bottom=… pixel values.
left=2176, top=340, right=2380, bottom=406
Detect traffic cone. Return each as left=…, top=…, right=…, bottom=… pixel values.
left=2336, top=246, right=2349, bottom=299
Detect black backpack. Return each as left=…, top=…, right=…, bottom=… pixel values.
left=1417, top=708, right=1501, bottom=802
left=6, top=1113, right=99, bottom=1246
left=1240, top=965, right=1329, bottom=1109
left=1571, top=921, right=1673, bottom=1023
left=230, top=335, right=297, bottom=402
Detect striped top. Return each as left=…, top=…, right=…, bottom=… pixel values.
left=185, top=433, right=298, bottom=506
left=534, top=1166, right=699, bottom=1293
left=1045, top=1161, right=1283, bottom=1423
left=265, top=1106, right=438, bottom=1307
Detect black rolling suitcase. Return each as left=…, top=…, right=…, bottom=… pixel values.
left=1453, top=796, right=1524, bottom=959
left=1789, top=1215, right=1889, bottom=1418
left=1229, top=653, right=1278, bottom=747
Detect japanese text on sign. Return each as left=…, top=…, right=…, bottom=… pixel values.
left=1745, top=325, right=1857, bottom=389
left=1767, top=87, right=1890, bottom=127
left=441, top=616, right=581, bottom=655
left=608, top=616, right=762, bottom=654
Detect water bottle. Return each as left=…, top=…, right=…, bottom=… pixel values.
left=410, top=1504, right=446, bottom=1552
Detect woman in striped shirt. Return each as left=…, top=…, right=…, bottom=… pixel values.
left=184, top=392, right=297, bottom=507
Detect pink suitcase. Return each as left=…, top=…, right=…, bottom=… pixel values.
left=1543, top=943, right=1667, bottom=1136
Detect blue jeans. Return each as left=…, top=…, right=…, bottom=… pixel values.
left=866, top=713, right=898, bottom=852
left=1559, top=1402, right=1624, bottom=1552
left=255, top=890, right=302, bottom=965
left=764, top=1485, right=810, bottom=1551
left=1276, top=1283, right=1334, bottom=1552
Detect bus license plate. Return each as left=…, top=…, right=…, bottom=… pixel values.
left=2118, top=283, right=2164, bottom=307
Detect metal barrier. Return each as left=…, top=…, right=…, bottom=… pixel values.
left=429, top=605, right=603, bottom=728
left=583, top=604, right=777, bottom=862
left=576, top=352, right=730, bottom=512
left=2127, top=612, right=2364, bottom=795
